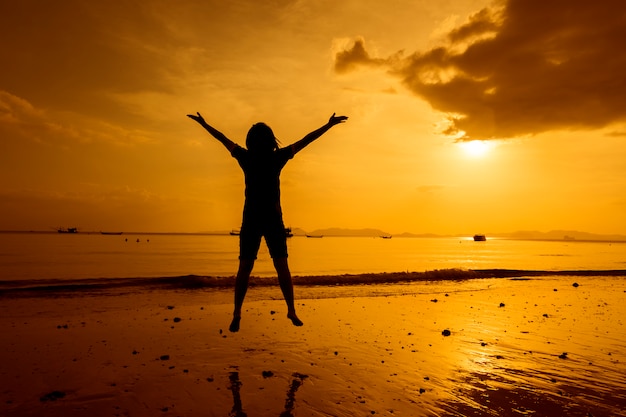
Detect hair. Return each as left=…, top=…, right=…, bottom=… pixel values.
left=246, top=123, right=279, bottom=152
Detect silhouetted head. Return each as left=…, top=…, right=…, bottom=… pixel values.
left=246, top=123, right=279, bottom=153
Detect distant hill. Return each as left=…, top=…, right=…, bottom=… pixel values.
left=394, top=232, right=448, bottom=238
left=307, top=227, right=390, bottom=237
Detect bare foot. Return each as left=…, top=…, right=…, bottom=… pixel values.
left=229, top=316, right=241, bottom=332
left=287, top=313, right=303, bottom=327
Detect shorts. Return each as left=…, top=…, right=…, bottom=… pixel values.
left=239, top=218, right=288, bottom=260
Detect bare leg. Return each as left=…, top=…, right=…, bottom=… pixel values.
left=230, top=259, right=254, bottom=332
left=273, top=257, right=303, bottom=327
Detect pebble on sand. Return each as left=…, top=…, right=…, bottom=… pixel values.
left=40, top=391, right=66, bottom=402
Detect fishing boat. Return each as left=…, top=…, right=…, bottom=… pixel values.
left=473, top=234, right=487, bottom=241
left=57, top=227, right=78, bottom=234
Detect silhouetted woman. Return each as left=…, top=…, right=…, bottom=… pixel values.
left=187, top=112, right=348, bottom=332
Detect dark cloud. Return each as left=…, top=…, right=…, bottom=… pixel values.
left=334, top=0, right=626, bottom=140
left=334, top=38, right=390, bottom=74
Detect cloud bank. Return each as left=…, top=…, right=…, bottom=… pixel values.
left=334, top=0, right=626, bottom=140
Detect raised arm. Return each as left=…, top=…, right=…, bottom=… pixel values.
left=187, top=112, right=237, bottom=152
left=290, top=113, right=348, bottom=155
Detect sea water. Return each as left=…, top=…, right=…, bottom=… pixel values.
left=0, top=232, right=625, bottom=282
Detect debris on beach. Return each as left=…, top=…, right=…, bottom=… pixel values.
left=40, top=391, right=66, bottom=402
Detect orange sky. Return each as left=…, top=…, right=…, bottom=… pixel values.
left=1, top=0, right=625, bottom=235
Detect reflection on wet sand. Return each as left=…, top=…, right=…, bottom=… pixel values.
left=228, top=371, right=246, bottom=417
left=441, top=360, right=625, bottom=416
left=228, top=369, right=308, bottom=417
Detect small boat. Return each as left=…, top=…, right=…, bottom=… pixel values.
left=473, top=234, right=487, bottom=241
left=380, top=235, right=392, bottom=239
left=230, top=229, right=240, bottom=236
left=101, top=231, right=123, bottom=235
left=306, top=234, right=323, bottom=238
left=57, top=227, right=78, bottom=234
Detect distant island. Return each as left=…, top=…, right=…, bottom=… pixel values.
left=302, top=228, right=391, bottom=237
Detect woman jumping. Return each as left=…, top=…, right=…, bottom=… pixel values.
left=187, top=112, right=348, bottom=332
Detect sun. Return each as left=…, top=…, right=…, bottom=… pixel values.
left=458, top=140, right=492, bottom=157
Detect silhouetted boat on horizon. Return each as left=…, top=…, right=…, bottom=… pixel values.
left=57, top=227, right=78, bottom=234
left=473, top=234, right=487, bottom=241
left=101, top=231, right=123, bottom=235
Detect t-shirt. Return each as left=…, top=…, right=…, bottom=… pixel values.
left=231, top=145, right=294, bottom=223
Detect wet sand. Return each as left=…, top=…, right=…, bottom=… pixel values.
left=1, top=275, right=625, bottom=416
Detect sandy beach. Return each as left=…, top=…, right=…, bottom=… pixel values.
left=1, top=274, right=625, bottom=416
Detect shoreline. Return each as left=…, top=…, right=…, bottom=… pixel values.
left=1, top=275, right=625, bottom=416
left=1, top=268, right=625, bottom=297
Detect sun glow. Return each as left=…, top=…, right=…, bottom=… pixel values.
left=459, top=140, right=492, bottom=157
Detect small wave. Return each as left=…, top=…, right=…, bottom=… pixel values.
left=1, top=269, right=624, bottom=297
